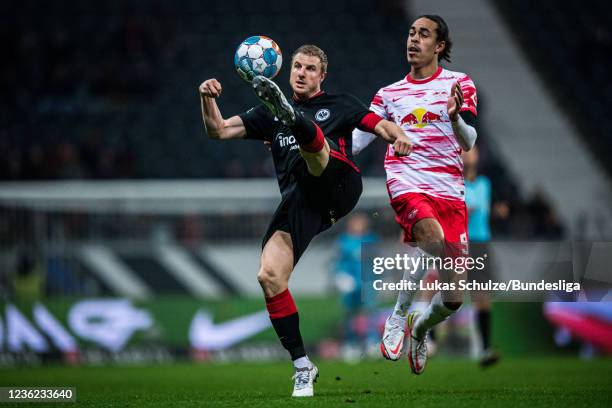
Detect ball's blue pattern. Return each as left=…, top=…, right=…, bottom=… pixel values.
left=234, top=36, right=282, bottom=83
left=263, top=65, right=277, bottom=78
left=243, top=36, right=260, bottom=45
left=238, top=56, right=253, bottom=71
left=263, top=48, right=277, bottom=64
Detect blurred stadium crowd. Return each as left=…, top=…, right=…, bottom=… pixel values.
left=498, top=0, right=612, bottom=176
left=5, top=0, right=608, bottom=240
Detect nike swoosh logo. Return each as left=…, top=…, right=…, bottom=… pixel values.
left=390, top=334, right=404, bottom=355
left=189, top=309, right=271, bottom=350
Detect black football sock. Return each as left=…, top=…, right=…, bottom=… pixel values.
left=265, top=289, right=306, bottom=360
left=477, top=309, right=491, bottom=350
left=291, top=111, right=325, bottom=153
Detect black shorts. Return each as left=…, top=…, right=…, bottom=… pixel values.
left=262, top=150, right=363, bottom=264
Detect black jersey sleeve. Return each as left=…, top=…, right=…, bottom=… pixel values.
left=459, top=111, right=477, bottom=127
left=342, top=94, right=372, bottom=128
left=238, top=104, right=275, bottom=142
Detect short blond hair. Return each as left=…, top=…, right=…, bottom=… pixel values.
left=291, top=44, right=328, bottom=74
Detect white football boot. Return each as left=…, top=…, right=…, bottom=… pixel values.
left=252, top=75, right=296, bottom=126
left=380, top=313, right=408, bottom=361
left=407, top=311, right=428, bottom=375
left=291, top=364, right=319, bottom=397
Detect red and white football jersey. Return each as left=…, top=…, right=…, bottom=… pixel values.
left=368, top=66, right=477, bottom=201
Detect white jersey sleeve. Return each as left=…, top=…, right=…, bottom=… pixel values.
left=351, top=128, right=377, bottom=155
left=369, top=88, right=389, bottom=120
left=351, top=88, right=387, bottom=155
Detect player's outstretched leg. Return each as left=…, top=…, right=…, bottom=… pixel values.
left=253, top=75, right=296, bottom=126
left=253, top=76, right=329, bottom=176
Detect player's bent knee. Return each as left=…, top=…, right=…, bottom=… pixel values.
left=256, top=266, right=276, bottom=286
left=300, top=140, right=330, bottom=177
left=305, top=162, right=325, bottom=177
left=413, top=219, right=445, bottom=256
left=420, top=236, right=446, bottom=258
left=257, top=264, right=287, bottom=292
left=301, top=153, right=329, bottom=177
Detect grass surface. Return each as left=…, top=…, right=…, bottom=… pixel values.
left=1, top=357, right=611, bottom=407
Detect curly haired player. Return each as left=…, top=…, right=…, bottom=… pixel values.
left=353, top=15, right=478, bottom=374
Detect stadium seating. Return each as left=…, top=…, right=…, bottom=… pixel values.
left=495, top=0, right=612, bottom=175
left=1, top=0, right=565, bottom=241
left=1, top=0, right=411, bottom=179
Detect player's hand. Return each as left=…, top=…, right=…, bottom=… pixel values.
left=448, top=81, right=464, bottom=122
left=393, top=133, right=412, bottom=157
left=199, top=79, right=223, bottom=98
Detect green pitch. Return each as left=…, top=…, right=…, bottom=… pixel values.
left=1, top=357, right=610, bottom=407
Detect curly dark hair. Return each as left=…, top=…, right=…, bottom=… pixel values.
left=417, top=14, right=453, bottom=63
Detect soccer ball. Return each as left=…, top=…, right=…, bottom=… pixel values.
left=234, top=35, right=283, bottom=83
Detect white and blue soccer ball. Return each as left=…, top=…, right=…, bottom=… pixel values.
left=234, top=35, right=282, bottom=83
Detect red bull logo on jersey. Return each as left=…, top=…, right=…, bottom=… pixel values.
left=400, top=108, right=442, bottom=129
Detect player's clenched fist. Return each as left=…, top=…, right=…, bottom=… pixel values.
left=199, top=79, right=223, bottom=98
left=393, top=133, right=412, bottom=157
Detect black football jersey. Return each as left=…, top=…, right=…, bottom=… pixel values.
left=239, top=92, right=372, bottom=197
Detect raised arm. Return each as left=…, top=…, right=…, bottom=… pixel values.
left=448, top=81, right=477, bottom=151
left=199, top=78, right=247, bottom=140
